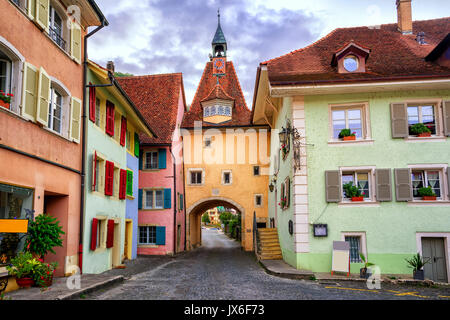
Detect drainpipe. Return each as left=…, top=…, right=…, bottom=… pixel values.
left=181, top=135, right=187, bottom=251
left=79, top=19, right=108, bottom=274
left=169, top=146, right=177, bottom=255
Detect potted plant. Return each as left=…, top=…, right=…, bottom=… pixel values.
left=279, top=197, right=287, bottom=209
left=339, top=129, right=356, bottom=141
left=0, top=90, right=13, bottom=110
left=25, top=213, right=65, bottom=261
left=417, top=186, right=437, bottom=201
left=410, top=123, right=432, bottom=137
left=359, top=253, right=375, bottom=279
left=343, top=182, right=364, bottom=201
left=5, top=252, right=41, bottom=288
left=33, top=262, right=58, bottom=288
left=281, top=143, right=289, bottom=159
left=405, top=253, right=431, bottom=280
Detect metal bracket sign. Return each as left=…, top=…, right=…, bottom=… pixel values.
left=0, top=219, right=29, bottom=233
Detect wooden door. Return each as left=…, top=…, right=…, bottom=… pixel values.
left=422, top=238, right=448, bottom=283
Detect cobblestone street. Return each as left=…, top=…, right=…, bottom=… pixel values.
left=80, top=229, right=450, bottom=300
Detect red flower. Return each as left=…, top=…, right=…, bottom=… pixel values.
left=47, top=271, right=50, bottom=275
left=41, top=276, right=44, bottom=279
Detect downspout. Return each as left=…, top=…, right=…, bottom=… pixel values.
left=169, top=146, right=177, bottom=255
left=181, top=135, right=187, bottom=251
left=79, top=19, right=108, bottom=273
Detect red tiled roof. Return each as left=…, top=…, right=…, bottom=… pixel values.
left=263, top=17, right=450, bottom=85
left=182, top=61, right=252, bottom=128
left=117, top=73, right=186, bottom=145
left=201, top=83, right=235, bottom=102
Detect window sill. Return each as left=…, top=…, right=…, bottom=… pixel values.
left=405, top=136, right=447, bottom=143
left=138, top=244, right=159, bottom=248
left=126, top=195, right=135, bottom=200
left=328, top=139, right=374, bottom=146
left=407, top=200, right=450, bottom=207
left=142, top=169, right=161, bottom=172
left=338, top=201, right=380, bottom=207
left=141, top=208, right=165, bottom=211
left=187, top=184, right=204, bottom=186
left=42, top=126, right=73, bottom=143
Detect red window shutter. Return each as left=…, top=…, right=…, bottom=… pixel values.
left=119, top=169, right=127, bottom=199
left=120, top=116, right=127, bottom=146
left=105, top=161, right=114, bottom=196
left=106, top=220, right=114, bottom=248
left=89, top=83, right=96, bottom=123
left=106, top=101, right=115, bottom=136
left=92, top=152, right=97, bottom=191
left=90, top=218, right=98, bottom=251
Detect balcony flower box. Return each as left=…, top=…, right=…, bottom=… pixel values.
left=410, top=123, right=432, bottom=137
left=422, top=196, right=437, bottom=201
left=351, top=196, right=364, bottom=202
left=0, top=91, right=13, bottom=109
left=418, top=132, right=431, bottom=137
left=343, top=135, right=356, bottom=141
left=0, top=100, right=10, bottom=110
left=339, top=129, right=357, bottom=141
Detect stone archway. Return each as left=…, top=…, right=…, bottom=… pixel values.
left=186, top=197, right=245, bottom=250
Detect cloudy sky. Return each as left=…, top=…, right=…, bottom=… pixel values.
left=89, top=0, right=450, bottom=108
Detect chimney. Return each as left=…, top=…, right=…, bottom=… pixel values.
left=106, top=61, right=115, bottom=74
left=396, top=0, right=413, bottom=34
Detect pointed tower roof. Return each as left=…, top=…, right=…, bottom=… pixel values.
left=212, top=9, right=227, bottom=45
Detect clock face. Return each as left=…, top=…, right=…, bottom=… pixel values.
left=214, top=58, right=224, bottom=70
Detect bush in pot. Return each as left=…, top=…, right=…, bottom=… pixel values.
left=410, top=123, right=431, bottom=137
left=339, top=129, right=356, bottom=141
left=405, top=253, right=430, bottom=280
left=359, top=253, right=375, bottom=279
left=5, top=252, right=41, bottom=288
left=343, top=182, right=364, bottom=201
left=33, top=262, right=58, bottom=288
left=417, top=186, right=437, bottom=201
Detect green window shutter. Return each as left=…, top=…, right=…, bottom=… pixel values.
left=36, top=67, right=50, bottom=126
left=158, top=148, right=167, bottom=169
left=164, top=188, right=171, bottom=209
left=71, top=22, right=82, bottom=64
left=126, top=170, right=133, bottom=196
left=155, top=226, right=166, bottom=245
left=70, top=97, right=82, bottom=143
left=35, top=0, right=50, bottom=32
left=138, top=189, right=143, bottom=209
left=22, top=62, right=39, bottom=122
left=325, top=171, right=341, bottom=203
left=134, top=133, right=140, bottom=157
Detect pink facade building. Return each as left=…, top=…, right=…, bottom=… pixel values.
left=118, top=73, right=187, bottom=255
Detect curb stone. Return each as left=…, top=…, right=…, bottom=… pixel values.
left=56, top=275, right=124, bottom=300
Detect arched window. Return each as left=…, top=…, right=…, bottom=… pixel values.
left=0, top=54, right=12, bottom=93
left=48, top=86, right=63, bottom=133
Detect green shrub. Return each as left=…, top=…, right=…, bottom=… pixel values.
left=6, top=252, right=41, bottom=279
left=343, top=182, right=362, bottom=198
left=417, top=186, right=436, bottom=197
left=410, top=123, right=431, bottom=135
left=338, top=129, right=356, bottom=138
left=25, top=214, right=65, bottom=258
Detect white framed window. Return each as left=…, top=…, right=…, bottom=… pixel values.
left=95, top=97, right=101, bottom=127
left=329, top=103, right=371, bottom=141
left=145, top=151, right=158, bottom=170
left=411, top=170, right=443, bottom=200
left=341, top=171, right=371, bottom=200
left=341, top=232, right=367, bottom=263
left=139, top=226, right=156, bottom=244
left=96, top=217, right=107, bottom=250
left=47, top=87, right=63, bottom=134
left=0, top=57, right=11, bottom=94
left=222, top=170, right=232, bottom=185
left=188, top=168, right=204, bottom=185
left=407, top=104, right=437, bottom=136
left=144, top=190, right=164, bottom=209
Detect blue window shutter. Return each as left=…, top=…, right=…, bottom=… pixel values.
left=138, top=189, right=143, bottom=209
left=158, top=148, right=167, bottom=169
left=164, top=188, right=171, bottom=209
left=156, top=226, right=166, bottom=245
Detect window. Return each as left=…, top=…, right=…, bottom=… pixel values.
left=145, top=151, right=158, bottom=170
left=0, top=55, right=11, bottom=94
left=222, top=171, right=232, bottom=185
left=49, top=5, right=66, bottom=51
left=345, top=236, right=362, bottom=263
left=139, top=226, right=156, bottom=244
left=253, top=166, right=260, bottom=176
left=145, top=190, right=164, bottom=209
left=190, top=171, right=203, bottom=185
left=332, top=108, right=363, bottom=139
left=411, top=170, right=442, bottom=199
left=204, top=137, right=212, bottom=148
left=407, top=105, right=436, bottom=135
left=11, top=0, right=27, bottom=11
left=342, top=171, right=371, bottom=200
left=343, top=55, right=358, bottom=72
left=255, top=195, right=263, bottom=207
left=47, top=87, right=63, bottom=133
left=95, top=98, right=101, bottom=127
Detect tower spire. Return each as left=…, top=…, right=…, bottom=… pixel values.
left=212, top=9, right=227, bottom=58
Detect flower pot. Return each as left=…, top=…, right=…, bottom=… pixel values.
left=16, top=277, right=35, bottom=288
left=351, top=196, right=364, bottom=202
left=413, top=269, right=425, bottom=280
left=39, top=275, right=54, bottom=288
left=343, top=135, right=356, bottom=141
left=360, top=268, right=372, bottom=279
left=422, top=196, right=437, bottom=201
left=417, top=132, right=431, bottom=137
left=0, top=100, right=10, bottom=110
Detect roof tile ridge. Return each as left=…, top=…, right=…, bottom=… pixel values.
left=118, top=72, right=183, bottom=80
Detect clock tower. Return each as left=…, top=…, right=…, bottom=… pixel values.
left=212, top=9, right=227, bottom=76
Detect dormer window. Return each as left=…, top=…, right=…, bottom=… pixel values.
left=343, top=55, right=359, bottom=72
left=332, top=42, right=370, bottom=74
left=203, top=105, right=232, bottom=118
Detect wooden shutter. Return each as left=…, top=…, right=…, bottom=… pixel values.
left=71, top=21, right=82, bottom=64
left=164, top=188, right=171, bottom=209
left=27, top=0, right=36, bottom=19
left=376, top=169, right=392, bottom=202
left=158, top=148, right=167, bottom=169
left=106, top=220, right=114, bottom=248
left=70, top=97, right=82, bottom=143
left=134, top=133, right=140, bottom=157
left=89, top=84, right=96, bottom=123
left=35, top=0, right=50, bottom=32
left=105, top=161, right=114, bottom=196
left=285, top=177, right=291, bottom=208
left=138, top=189, right=143, bottom=210
left=106, top=101, right=115, bottom=136
left=443, top=101, right=450, bottom=137
left=91, top=152, right=97, bottom=192
left=36, top=67, right=50, bottom=126
left=325, top=171, right=341, bottom=202
left=394, top=168, right=412, bottom=201
left=120, top=116, right=127, bottom=146
left=139, top=150, right=143, bottom=170
left=126, top=170, right=133, bottom=196
left=22, top=62, right=38, bottom=122
left=390, top=103, right=408, bottom=138
left=155, top=226, right=166, bottom=245
left=119, top=169, right=127, bottom=200
left=447, top=168, right=450, bottom=199
left=90, top=218, right=98, bottom=251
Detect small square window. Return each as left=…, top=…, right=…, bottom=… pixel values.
left=223, top=171, right=231, bottom=185
left=345, top=236, right=362, bottom=263
left=190, top=171, right=203, bottom=185
left=145, top=151, right=158, bottom=170
left=253, top=166, right=260, bottom=176
left=255, top=195, right=262, bottom=207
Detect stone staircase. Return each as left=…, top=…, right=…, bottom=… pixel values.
left=257, top=228, right=282, bottom=260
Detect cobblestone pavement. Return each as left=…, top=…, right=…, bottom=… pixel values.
left=80, top=228, right=450, bottom=300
